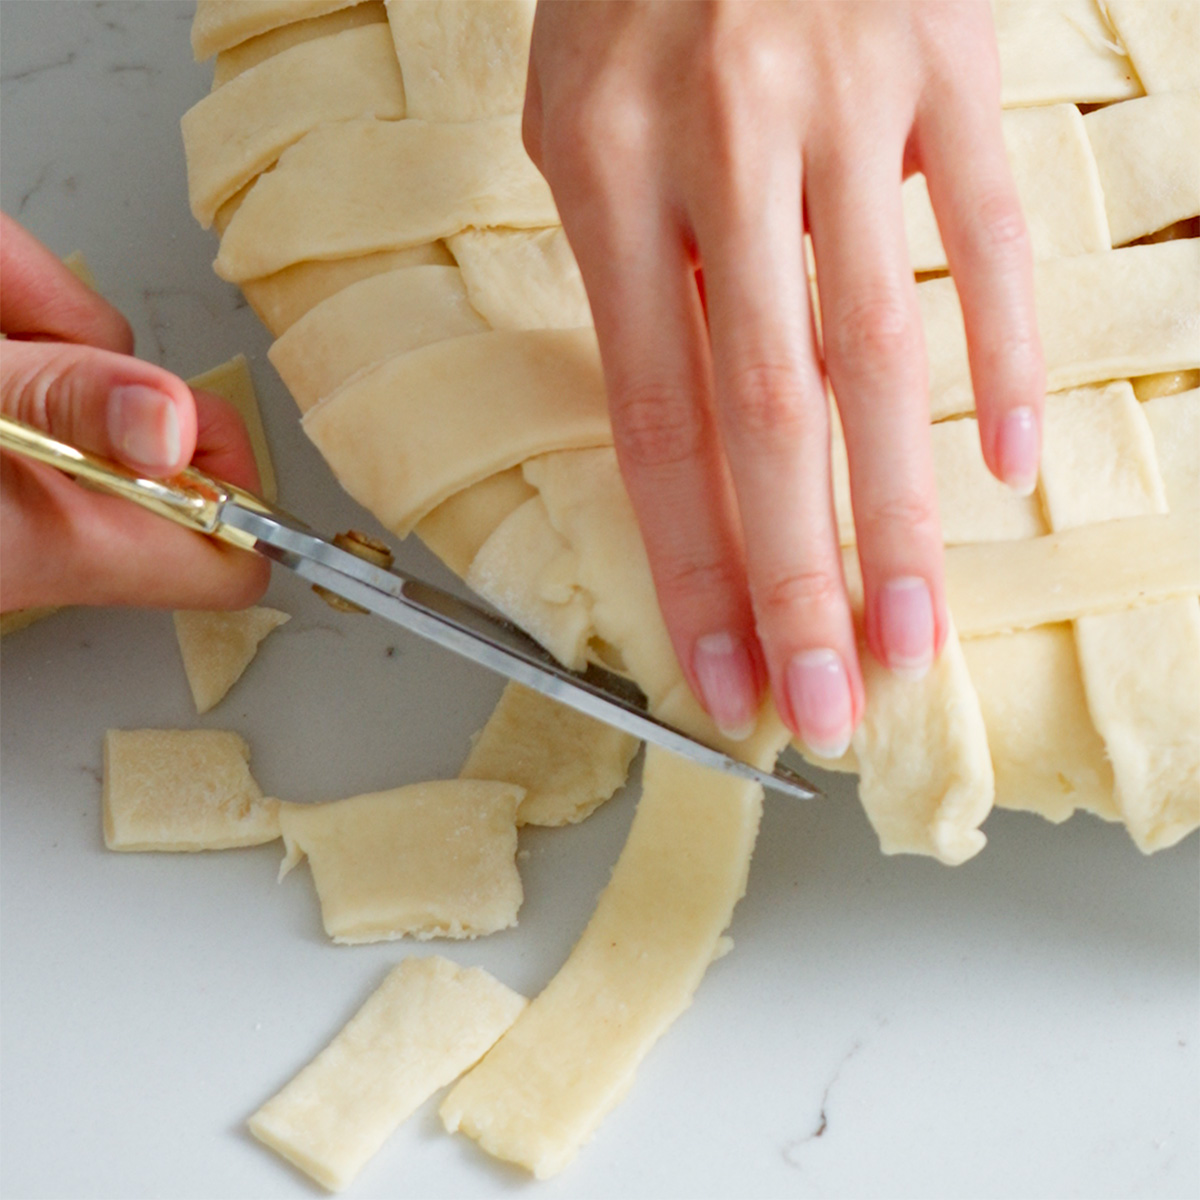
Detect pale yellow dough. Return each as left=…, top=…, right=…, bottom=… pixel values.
left=384, top=0, right=535, bottom=121
left=447, top=227, right=593, bottom=330
left=303, top=329, right=611, bottom=536
left=414, top=468, right=536, bottom=576
left=269, top=265, right=488, bottom=412
left=249, top=956, right=527, bottom=1191
left=1142, top=388, right=1200, bottom=513
left=103, top=729, right=280, bottom=851
left=215, top=116, right=557, bottom=282
left=173, top=607, right=290, bottom=714
left=460, top=682, right=639, bottom=827
left=192, top=0, right=361, bottom=60
left=212, top=2, right=386, bottom=87
left=183, top=23, right=406, bottom=228
left=278, top=780, right=524, bottom=942
left=1104, top=0, right=1200, bottom=92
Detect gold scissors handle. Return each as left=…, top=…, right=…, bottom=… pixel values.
left=0, top=413, right=270, bottom=551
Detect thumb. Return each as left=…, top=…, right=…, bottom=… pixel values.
left=0, top=339, right=198, bottom=476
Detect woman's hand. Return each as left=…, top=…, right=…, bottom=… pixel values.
left=524, top=1, right=1043, bottom=754
left=1, top=213, right=269, bottom=612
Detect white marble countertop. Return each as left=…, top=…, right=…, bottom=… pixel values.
left=1, top=4, right=1197, bottom=1198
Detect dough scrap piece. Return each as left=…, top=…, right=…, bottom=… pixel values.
left=212, top=0, right=386, bottom=87
left=994, top=0, right=1142, bottom=106
left=192, top=0, right=360, bottom=59
left=249, top=956, right=526, bottom=1192
left=277, top=780, right=524, bottom=942
left=1085, top=90, right=1200, bottom=246
left=460, top=682, right=639, bottom=827
left=173, top=607, right=290, bottom=714
left=303, top=329, right=610, bottom=536
left=466, top=496, right=593, bottom=670
left=1038, top=382, right=1200, bottom=852
left=385, top=0, right=535, bottom=121
left=447, top=227, right=592, bottom=330
left=902, top=104, right=1110, bottom=272
left=269, top=265, right=488, bottom=412
left=242, top=243, right=453, bottom=336
left=188, top=353, right=277, bottom=500
left=1142, top=387, right=1200, bottom=513
left=1104, top=0, right=1200, bottom=92
left=963, top=625, right=1118, bottom=823
left=103, top=729, right=280, bottom=851
left=440, top=747, right=764, bottom=1179
left=215, top=116, right=557, bottom=282
left=184, top=24, right=406, bottom=228
left=921, top=239, right=1200, bottom=420
left=0, top=607, right=59, bottom=637
left=414, top=468, right=536, bottom=576
left=850, top=626, right=994, bottom=866
left=60, top=249, right=97, bottom=290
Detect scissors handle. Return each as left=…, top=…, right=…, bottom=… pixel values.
left=0, top=413, right=269, bottom=551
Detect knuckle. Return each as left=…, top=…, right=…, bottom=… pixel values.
left=657, top=553, right=742, bottom=607
left=856, top=490, right=940, bottom=544
left=612, top=384, right=703, bottom=470
left=968, top=190, right=1032, bottom=262
left=722, top=359, right=812, bottom=440
left=825, top=292, right=919, bottom=375
left=755, top=566, right=844, bottom=623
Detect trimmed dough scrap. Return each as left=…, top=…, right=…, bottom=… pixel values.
left=269, top=265, right=489, bottom=413
left=447, top=227, right=593, bottom=330
left=215, top=116, right=557, bottom=282
left=277, top=780, right=524, bottom=942
left=192, top=0, right=361, bottom=60
left=385, top=0, right=536, bottom=121
left=183, top=23, right=406, bottom=228
left=103, top=729, right=280, bottom=851
left=460, top=681, right=639, bottom=827
left=173, top=606, right=290, bottom=714
left=249, top=956, right=527, bottom=1192
left=303, top=328, right=611, bottom=536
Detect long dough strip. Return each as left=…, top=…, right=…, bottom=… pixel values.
left=1142, top=387, right=1200, bottom=513
left=1084, top=89, right=1200, bottom=246
left=303, top=329, right=610, bottom=536
left=215, top=117, right=557, bottom=282
left=269, top=265, right=488, bottom=412
left=192, top=0, right=360, bottom=59
left=922, top=239, right=1200, bottom=420
left=249, top=957, right=527, bottom=1191
left=184, top=24, right=406, bottom=228
left=902, top=104, right=1110, bottom=273
left=1103, top=0, right=1200, bottom=92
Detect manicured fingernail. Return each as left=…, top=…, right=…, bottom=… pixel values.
left=997, top=406, right=1039, bottom=496
left=693, top=632, right=758, bottom=741
left=786, top=648, right=853, bottom=760
left=878, top=576, right=934, bottom=678
left=108, top=385, right=180, bottom=470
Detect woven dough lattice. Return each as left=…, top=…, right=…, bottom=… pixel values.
left=185, top=0, right=1200, bottom=1177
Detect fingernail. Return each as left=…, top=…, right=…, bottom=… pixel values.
left=786, top=648, right=853, bottom=760
left=108, top=385, right=180, bottom=470
left=997, top=406, right=1039, bottom=496
left=693, top=632, right=759, bottom=741
left=878, top=576, right=934, bottom=679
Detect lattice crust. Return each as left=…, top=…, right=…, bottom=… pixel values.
left=184, top=0, right=1200, bottom=1176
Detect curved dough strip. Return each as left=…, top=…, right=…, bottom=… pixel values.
left=184, top=24, right=406, bottom=227
left=242, top=242, right=453, bottom=336
left=211, top=1, right=386, bottom=87
left=1104, top=0, right=1200, bottom=92
left=215, top=116, right=557, bottom=282
left=385, top=0, right=535, bottom=121
left=415, top=468, right=536, bottom=576
left=922, top=239, right=1200, bottom=420
left=269, top=265, right=488, bottom=412
left=192, top=0, right=360, bottom=59
left=303, top=329, right=611, bottom=536
left=1085, top=89, right=1200, bottom=246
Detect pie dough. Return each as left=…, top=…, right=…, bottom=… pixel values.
left=459, top=681, right=639, bottom=826
left=173, top=606, right=290, bottom=714
left=103, top=729, right=280, bottom=851
left=277, top=780, right=524, bottom=942
left=1103, top=0, right=1200, bottom=92
left=249, top=956, right=527, bottom=1191
left=191, top=0, right=361, bottom=60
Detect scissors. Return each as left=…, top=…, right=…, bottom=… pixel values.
left=0, top=413, right=824, bottom=802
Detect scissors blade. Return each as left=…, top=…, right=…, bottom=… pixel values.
left=217, top=501, right=824, bottom=803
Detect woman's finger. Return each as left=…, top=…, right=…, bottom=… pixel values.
left=697, top=144, right=863, bottom=757
left=0, top=339, right=198, bottom=475
left=0, top=213, right=134, bottom=353
left=916, top=35, right=1044, bottom=493
left=807, top=125, right=948, bottom=679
